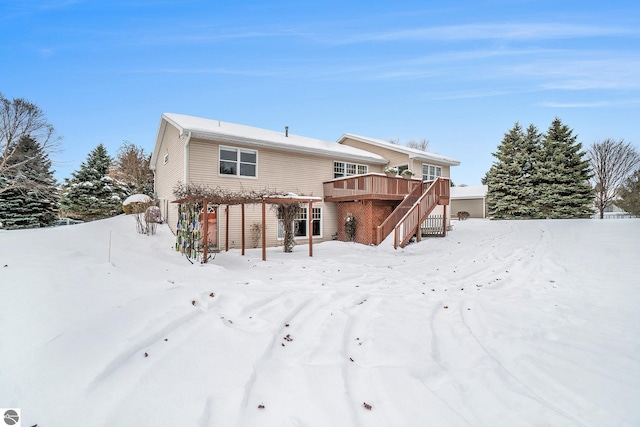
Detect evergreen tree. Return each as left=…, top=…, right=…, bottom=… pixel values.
left=616, top=168, right=640, bottom=216
left=0, top=136, right=58, bottom=229
left=60, top=144, right=129, bottom=221
left=537, top=118, right=593, bottom=218
left=485, top=123, right=541, bottom=218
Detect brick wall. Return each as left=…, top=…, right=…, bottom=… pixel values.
left=337, top=200, right=399, bottom=245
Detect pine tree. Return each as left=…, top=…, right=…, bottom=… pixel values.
left=616, top=168, right=640, bottom=216
left=0, top=136, right=58, bottom=229
left=537, top=118, right=593, bottom=218
left=486, top=123, right=541, bottom=218
left=60, top=144, right=129, bottom=221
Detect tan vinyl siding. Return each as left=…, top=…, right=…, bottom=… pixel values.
left=212, top=202, right=337, bottom=250
left=342, top=137, right=453, bottom=178
left=181, top=137, right=363, bottom=248
left=340, top=137, right=406, bottom=169
left=154, top=123, right=185, bottom=232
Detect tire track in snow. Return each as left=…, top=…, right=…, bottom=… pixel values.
left=237, top=294, right=316, bottom=419
left=88, top=291, right=222, bottom=390
left=426, top=299, right=474, bottom=425
left=459, top=305, right=588, bottom=425
left=339, top=294, right=383, bottom=427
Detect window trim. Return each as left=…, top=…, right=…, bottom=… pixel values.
left=395, top=164, right=409, bottom=174
left=422, top=163, right=443, bottom=181
left=219, top=145, right=258, bottom=178
left=163, top=153, right=169, bottom=165
left=277, top=206, right=323, bottom=240
left=334, top=161, right=368, bottom=179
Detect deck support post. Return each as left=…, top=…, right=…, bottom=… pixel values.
left=442, top=204, right=447, bottom=237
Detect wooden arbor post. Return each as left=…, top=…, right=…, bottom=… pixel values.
left=308, top=201, right=313, bottom=257
left=241, top=203, right=245, bottom=256
left=202, top=198, right=209, bottom=262
left=262, top=200, right=267, bottom=261
left=225, top=206, right=230, bottom=251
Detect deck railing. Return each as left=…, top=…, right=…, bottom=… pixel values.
left=323, top=173, right=423, bottom=201
left=393, top=178, right=450, bottom=249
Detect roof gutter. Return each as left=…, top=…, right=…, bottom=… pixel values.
left=190, top=132, right=388, bottom=165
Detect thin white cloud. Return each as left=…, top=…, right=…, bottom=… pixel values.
left=328, top=23, right=638, bottom=44
left=541, top=99, right=640, bottom=108
left=431, top=88, right=543, bottom=101
left=513, top=56, right=640, bottom=91
left=118, top=67, right=280, bottom=77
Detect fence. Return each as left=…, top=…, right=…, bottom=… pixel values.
left=421, top=215, right=444, bottom=236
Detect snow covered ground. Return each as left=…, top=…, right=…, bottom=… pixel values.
left=1, top=216, right=639, bottom=426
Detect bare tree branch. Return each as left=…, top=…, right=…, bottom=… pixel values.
left=588, top=138, right=640, bottom=218
left=406, top=138, right=430, bottom=152
left=0, top=93, right=61, bottom=194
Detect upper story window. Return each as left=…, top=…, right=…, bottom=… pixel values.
left=220, top=146, right=257, bottom=178
left=334, top=161, right=368, bottom=178
left=163, top=153, right=169, bottom=165
left=396, top=164, right=409, bottom=174
left=422, top=164, right=442, bottom=181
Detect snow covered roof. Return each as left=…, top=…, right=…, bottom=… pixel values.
left=338, top=133, right=461, bottom=166
left=151, top=113, right=387, bottom=169
left=450, top=185, right=488, bottom=199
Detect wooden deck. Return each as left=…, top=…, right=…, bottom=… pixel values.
left=324, top=174, right=451, bottom=247
left=323, top=173, right=423, bottom=202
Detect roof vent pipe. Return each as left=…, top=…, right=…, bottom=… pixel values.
left=285, top=126, right=289, bottom=137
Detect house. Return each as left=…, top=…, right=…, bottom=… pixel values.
left=150, top=113, right=460, bottom=252
left=450, top=185, right=488, bottom=218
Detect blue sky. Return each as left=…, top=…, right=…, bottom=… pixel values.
left=2, top=0, right=639, bottom=185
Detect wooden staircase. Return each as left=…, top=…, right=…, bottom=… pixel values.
left=375, top=178, right=450, bottom=248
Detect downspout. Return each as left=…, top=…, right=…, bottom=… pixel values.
left=183, top=131, right=192, bottom=184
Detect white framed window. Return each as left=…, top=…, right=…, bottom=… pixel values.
left=219, top=146, right=257, bottom=178
left=334, top=161, right=368, bottom=178
left=277, top=207, right=322, bottom=239
left=422, top=164, right=442, bottom=181
left=163, top=153, right=169, bottom=164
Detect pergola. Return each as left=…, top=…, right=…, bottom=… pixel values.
left=172, top=190, right=321, bottom=262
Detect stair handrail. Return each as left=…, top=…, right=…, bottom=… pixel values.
left=374, top=181, right=424, bottom=245
left=393, top=178, right=448, bottom=248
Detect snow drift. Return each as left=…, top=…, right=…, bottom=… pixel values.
left=1, top=216, right=639, bottom=426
